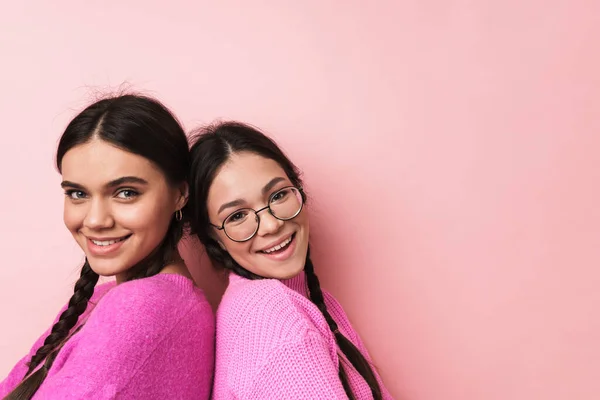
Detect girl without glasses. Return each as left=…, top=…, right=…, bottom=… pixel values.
left=0, top=95, right=215, bottom=400
left=188, top=121, right=392, bottom=399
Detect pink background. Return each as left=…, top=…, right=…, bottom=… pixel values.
left=1, top=2, right=599, bottom=399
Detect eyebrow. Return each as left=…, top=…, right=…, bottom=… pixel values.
left=217, top=177, right=287, bottom=215
left=106, top=176, right=149, bottom=188
left=61, top=176, right=149, bottom=190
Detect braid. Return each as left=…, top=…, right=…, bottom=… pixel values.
left=304, top=248, right=382, bottom=400
left=6, top=324, right=85, bottom=400
left=3, top=262, right=99, bottom=400
left=26, top=261, right=98, bottom=375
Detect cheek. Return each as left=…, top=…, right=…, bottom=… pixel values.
left=63, top=203, right=84, bottom=233
left=220, top=233, right=253, bottom=259
left=118, top=196, right=174, bottom=228
left=295, top=209, right=310, bottom=232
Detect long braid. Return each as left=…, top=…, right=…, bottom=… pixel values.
left=26, top=261, right=98, bottom=375
left=5, top=341, right=64, bottom=400
left=304, top=248, right=383, bottom=400
left=4, top=262, right=99, bottom=400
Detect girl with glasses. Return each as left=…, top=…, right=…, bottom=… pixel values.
left=188, top=121, right=392, bottom=399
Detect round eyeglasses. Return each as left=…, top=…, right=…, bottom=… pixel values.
left=210, top=186, right=304, bottom=242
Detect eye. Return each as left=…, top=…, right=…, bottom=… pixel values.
left=116, top=189, right=139, bottom=200
left=226, top=209, right=250, bottom=225
left=271, top=188, right=290, bottom=203
left=65, top=190, right=87, bottom=200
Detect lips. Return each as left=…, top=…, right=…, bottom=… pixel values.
left=260, top=234, right=294, bottom=254
left=258, top=233, right=295, bottom=254
left=89, top=235, right=130, bottom=246
left=85, top=234, right=132, bottom=257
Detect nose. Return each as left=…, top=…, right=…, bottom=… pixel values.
left=256, top=209, right=284, bottom=237
left=83, top=198, right=114, bottom=230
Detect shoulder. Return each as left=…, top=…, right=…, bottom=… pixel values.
left=69, top=275, right=213, bottom=361
left=219, top=276, right=313, bottom=337
left=221, top=275, right=302, bottom=318
left=89, top=274, right=212, bottom=330
left=100, top=273, right=203, bottom=305
left=214, top=275, right=341, bottom=394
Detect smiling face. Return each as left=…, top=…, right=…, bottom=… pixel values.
left=61, top=138, right=187, bottom=282
left=206, top=152, right=309, bottom=279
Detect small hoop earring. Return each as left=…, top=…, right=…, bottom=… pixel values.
left=175, top=209, right=183, bottom=221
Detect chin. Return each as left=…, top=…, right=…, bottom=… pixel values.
left=259, top=259, right=305, bottom=280
left=87, top=258, right=127, bottom=277
left=275, top=267, right=304, bottom=280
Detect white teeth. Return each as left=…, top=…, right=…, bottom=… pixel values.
left=91, top=238, right=125, bottom=246
left=263, top=236, right=292, bottom=254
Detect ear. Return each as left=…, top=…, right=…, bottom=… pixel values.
left=174, top=182, right=189, bottom=211
left=217, top=240, right=227, bottom=251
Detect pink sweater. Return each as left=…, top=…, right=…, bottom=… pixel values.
left=213, top=272, right=393, bottom=399
left=0, top=274, right=215, bottom=400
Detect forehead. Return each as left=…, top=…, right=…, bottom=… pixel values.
left=208, top=152, right=288, bottom=202
left=60, top=138, right=164, bottom=185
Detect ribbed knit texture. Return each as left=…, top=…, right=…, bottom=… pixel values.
left=0, top=273, right=215, bottom=400
left=212, top=271, right=393, bottom=399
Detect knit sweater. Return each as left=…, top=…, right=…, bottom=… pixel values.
left=212, top=271, right=393, bottom=399
left=0, top=273, right=215, bottom=400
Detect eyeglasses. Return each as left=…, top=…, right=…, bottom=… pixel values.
left=210, top=186, right=304, bottom=242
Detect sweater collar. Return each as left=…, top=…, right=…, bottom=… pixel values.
left=281, top=270, right=309, bottom=298
left=228, top=269, right=310, bottom=298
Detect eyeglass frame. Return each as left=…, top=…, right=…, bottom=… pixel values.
left=209, top=185, right=304, bottom=242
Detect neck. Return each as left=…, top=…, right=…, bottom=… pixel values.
left=161, top=260, right=192, bottom=280
left=280, top=270, right=309, bottom=298
left=114, top=249, right=192, bottom=284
